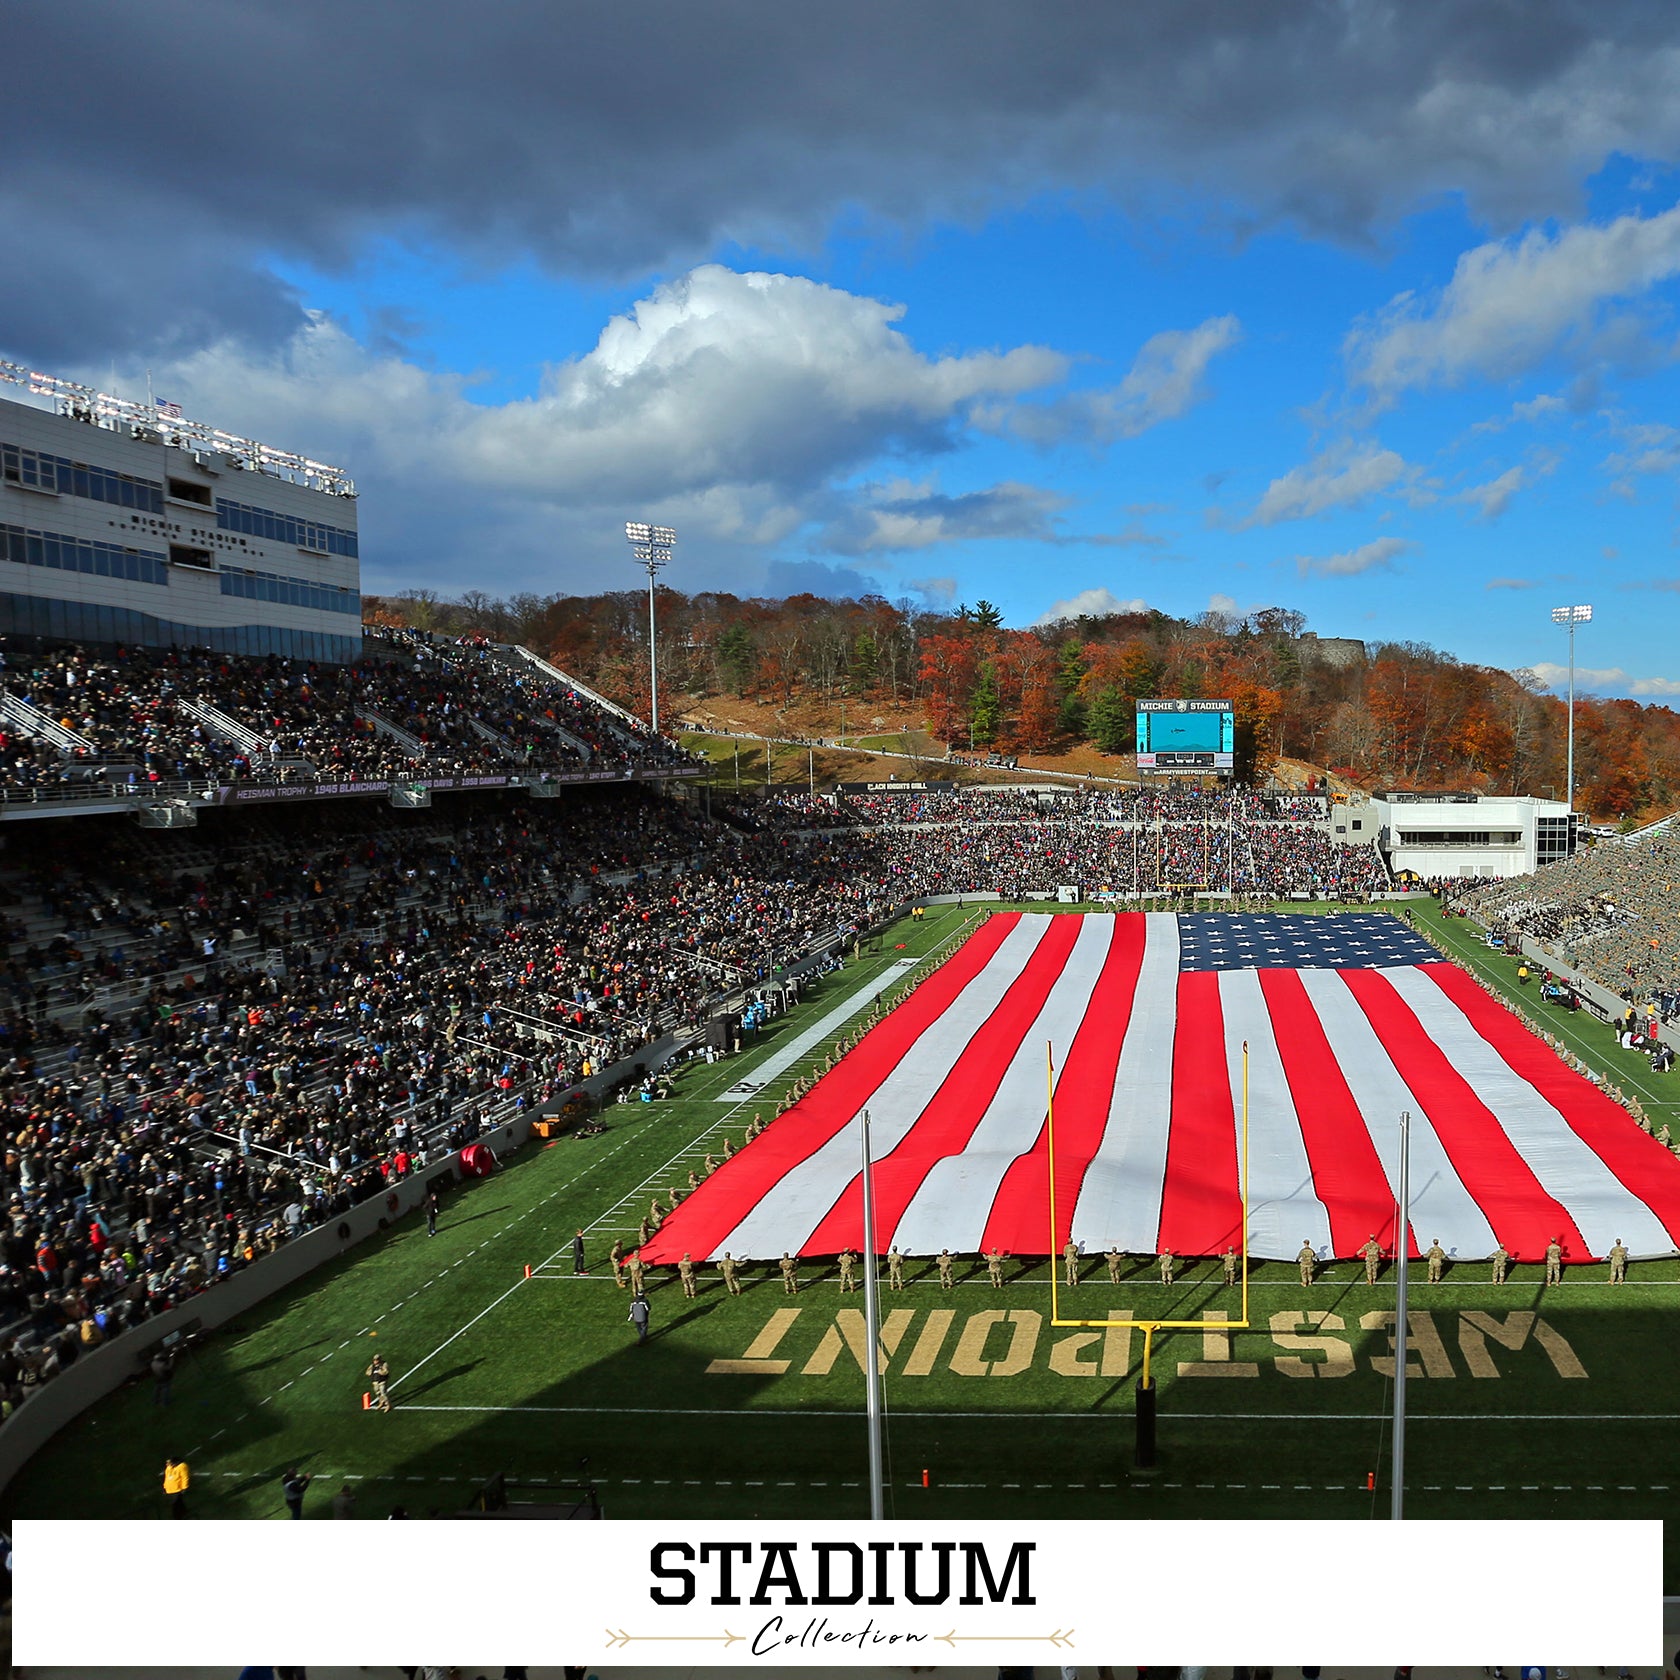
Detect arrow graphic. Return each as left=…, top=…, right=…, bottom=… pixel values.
left=605, top=1629, right=743, bottom=1650
left=936, top=1629, right=1074, bottom=1649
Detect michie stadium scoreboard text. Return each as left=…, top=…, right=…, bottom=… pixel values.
left=1135, top=698, right=1235, bottom=774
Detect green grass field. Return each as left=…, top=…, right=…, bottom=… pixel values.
left=8, top=901, right=1678, bottom=1586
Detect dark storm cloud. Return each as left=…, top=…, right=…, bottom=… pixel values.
left=7, top=1, right=1680, bottom=358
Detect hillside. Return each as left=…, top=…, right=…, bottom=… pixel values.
left=366, top=587, right=1680, bottom=817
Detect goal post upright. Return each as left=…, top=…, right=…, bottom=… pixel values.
left=1044, top=1016, right=1252, bottom=1471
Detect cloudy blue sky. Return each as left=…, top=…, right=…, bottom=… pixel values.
left=6, top=2, right=1680, bottom=696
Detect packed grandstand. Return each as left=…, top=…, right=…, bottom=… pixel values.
left=0, top=622, right=1676, bottom=1418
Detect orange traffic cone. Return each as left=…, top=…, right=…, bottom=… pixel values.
left=362, top=1392, right=371, bottom=1410
left=524, top=1264, right=532, bottom=1278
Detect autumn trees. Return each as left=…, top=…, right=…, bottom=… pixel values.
left=361, top=584, right=1680, bottom=817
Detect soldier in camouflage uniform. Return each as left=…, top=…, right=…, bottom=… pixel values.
left=637, top=1218, right=652, bottom=1247
left=1426, top=1239, right=1447, bottom=1283
left=678, top=1253, right=697, bottom=1299
left=1545, top=1238, right=1563, bottom=1286
left=1105, top=1247, right=1123, bottom=1284
left=649, top=1197, right=666, bottom=1228
left=1490, top=1243, right=1509, bottom=1285
left=625, top=1253, right=647, bottom=1295
left=1609, top=1237, right=1629, bottom=1284
left=687, top=1170, right=700, bottom=1192
left=937, top=1249, right=955, bottom=1290
left=1223, top=1246, right=1240, bottom=1287
left=1360, top=1235, right=1381, bottom=1285
left=609, top=1238, right=625, bottom=1288
left=720, top=1252, right=742, bottom=1295
left=986, top=1248, right=1005, bottom=1288
left=722, top=1136, right=736, bottom=1159
left=1062, top=1241, right=1081, bottom=1286
left=837, top=1249, right=857, bottom=1292
left=1297, top=1241, right=1316, bottom=1286
left=779, top=1252, right=799, bottom=1294
left=1159, top=1249, right=1175, bottom=1285
left=887, top=1247, right=905, bottom=1290
left=703, top=1155, right=716, bottom=1177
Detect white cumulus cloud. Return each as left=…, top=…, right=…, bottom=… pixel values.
left=1033, top=587, right=1151, bottom=626
left=1243, top=442, right=1409, bottom=527
left=1527, top=661, right=1680, bottom=697
left=1456, top=464, right=1528, bottom=520
left=1347, top=205, right=1680, bottom=402
left=1001, top=315, right=1241, bottom=445
left=101, top=265, right=1081, bottom=593
left=1295, top=536, right=1412, bottom=578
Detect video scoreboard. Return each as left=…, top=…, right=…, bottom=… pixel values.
left=1135, top=698, right=1234, bottom=774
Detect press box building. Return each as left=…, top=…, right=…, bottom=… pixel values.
left=1366, top=791, right=1579, bottom=879
left=0, top=363, right=360, bottom=663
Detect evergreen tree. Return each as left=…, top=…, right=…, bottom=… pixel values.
left=849, top=631, right=879, bottom=696
left=970, top=662, right=1002, bottom=746
left=716, top=625, right=758, bottom=696
left=1055, top=639, right=1088, bottom=736
left=1087, top=685, right=1133, bottom=754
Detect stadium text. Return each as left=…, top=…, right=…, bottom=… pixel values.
left=704, top=1307, right=1588, bottom=1380
left=648, top=1539, right=1036, bottom=1606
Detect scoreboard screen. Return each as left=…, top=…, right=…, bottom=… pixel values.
left=1135, top=699, right=1235, bottom=773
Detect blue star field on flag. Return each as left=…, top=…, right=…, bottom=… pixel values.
left=1175, top=912, right=1441, bottom=972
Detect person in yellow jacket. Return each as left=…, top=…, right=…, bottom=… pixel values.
left=163, top=1455, right=189, bottom=1518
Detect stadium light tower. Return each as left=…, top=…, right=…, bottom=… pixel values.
left=1550, top=604, right=1593, bottom=813
left=626, top=522, right=676, bottom=734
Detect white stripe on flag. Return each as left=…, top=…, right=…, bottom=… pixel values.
left=1217, top=968, right=1334, bottom=1260
left=1067, top=911, right=1180, bottom=1252
left=713, top=913, right=1054, bottom=1257
left=891, top=914, right=1116, bottom=1254
left=1387, top=965, right=1673, bottom=1258
left=1297, top=967, right=1497, bottom=1259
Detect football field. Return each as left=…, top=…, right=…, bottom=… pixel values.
left=6, top=902, right=1678, bottom=1588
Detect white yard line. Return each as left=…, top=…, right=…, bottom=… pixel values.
left=714, top=958, right=920, bottom=1100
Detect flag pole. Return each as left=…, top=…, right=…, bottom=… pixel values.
left=1391, top=1108, right=1411, bottom=1521
left=860, top=1106, right=884, bottom=1521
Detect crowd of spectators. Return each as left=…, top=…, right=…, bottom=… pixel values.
left=0, top=785, right=886, bottom=1410
left=0, top=630, right=697, bottom=796
left=1457, top=826, right=1680, bottom=1008
left=0, top=747, right=1393, bottom=1413
left=720, top=786, right=1388, bottom=898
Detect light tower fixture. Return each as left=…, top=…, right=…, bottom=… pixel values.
left=1550, top=603, right=1592, bottom=815
left=625, top=522, right=676, bottom=734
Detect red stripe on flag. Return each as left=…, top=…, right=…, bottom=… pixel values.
left=640, top=912, right=1021, bottom=1264
left=1423, top=963, right=1680, bottom=1253
left=1260, top=967, right=1400, bottom=1257
left=1154, top=971, right=1241, bottom=1257
left=1341, top=967, right=1589, bottom=1264
left=977, top=914, right=1147, bottom=1255
left=802, top=912, right=1087, bottom=1256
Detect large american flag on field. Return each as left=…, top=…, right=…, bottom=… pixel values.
left=641, top=912, right=1680, bottom=1266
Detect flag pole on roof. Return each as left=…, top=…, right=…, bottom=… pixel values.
left=1392, top=1108, right=1411, bottom=1521
left=860, top=1106, right=884, bottom=1521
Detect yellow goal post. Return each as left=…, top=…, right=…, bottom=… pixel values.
left=1046, top=1038, right=1251, bottom=1386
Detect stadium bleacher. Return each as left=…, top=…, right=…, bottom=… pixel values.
left=0, top=667, right=1404, bottom=1413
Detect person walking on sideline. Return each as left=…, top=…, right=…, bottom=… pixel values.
left=572, top=1229, right=587, bottom=1274
left=164, top=1454, right=190, bottom=1518
left=151, top=1346, right=174, bottom=1406
left=424, top=1192, right=439, bottom=1237
left=282, top=1468, right=312, bottom=1519
left=629, top=1294, right=651, bottom=1344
